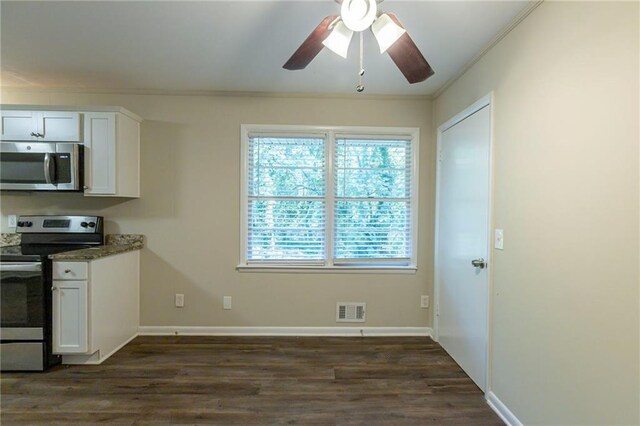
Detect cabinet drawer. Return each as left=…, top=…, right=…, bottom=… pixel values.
left=53, top=262, right=88, bottom=280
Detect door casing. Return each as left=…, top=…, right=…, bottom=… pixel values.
left=433, top=92, right=495, bottom=394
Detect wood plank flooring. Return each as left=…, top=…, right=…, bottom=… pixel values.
left=1, top=336, right=503, bottom=425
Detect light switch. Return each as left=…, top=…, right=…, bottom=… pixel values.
left=495, top=229, right=504, bottom=250
left=223, top=296, right=232, bottom=310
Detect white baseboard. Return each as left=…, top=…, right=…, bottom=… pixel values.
left=138, top=326, right=432, bottom=337
left=98, top=333, right=139, bottom=363
left=486, top=391, right=523, bottom=426
left=61, top=333, right=139, bottom=365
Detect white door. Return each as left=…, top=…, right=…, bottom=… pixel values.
left=436, top=102, right=491, bottom=391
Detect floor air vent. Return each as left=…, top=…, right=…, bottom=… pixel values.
left=336, top=302, right=366, bottom=323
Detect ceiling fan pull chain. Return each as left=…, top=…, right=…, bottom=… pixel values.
left=356, top=32, right=365, bottom=92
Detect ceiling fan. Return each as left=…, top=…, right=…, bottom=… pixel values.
left=283, top=0, right=434, bottom=91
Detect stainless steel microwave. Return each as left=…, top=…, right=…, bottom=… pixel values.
left=0, top=142, right=83, bottom=191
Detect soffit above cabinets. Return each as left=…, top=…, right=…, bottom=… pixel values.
left=0, top=1, right=535, bottom=96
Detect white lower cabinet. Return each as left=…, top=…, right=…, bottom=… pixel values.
left=52, top=280, right=88, bottom=354
left=52, top=250, right=139, bottom=364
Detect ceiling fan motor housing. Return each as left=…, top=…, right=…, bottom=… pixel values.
left=341, top=0, right=377, bottom=32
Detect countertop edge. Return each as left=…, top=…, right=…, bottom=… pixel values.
left=49, top=242, right=144, bottom=261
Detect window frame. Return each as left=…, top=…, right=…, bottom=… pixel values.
left=239, top=124, right=419, bottom=273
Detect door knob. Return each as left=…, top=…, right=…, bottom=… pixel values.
left=471, top=258, right=486, bottom=269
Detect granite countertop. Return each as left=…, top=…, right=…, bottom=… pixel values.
left=49, top=234, right=145, bottom=261
left=1, top=232, right=144, bottom=259
left=0, top=233, right=21, bottom=247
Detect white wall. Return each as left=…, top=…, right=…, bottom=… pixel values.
left=0, top=91, right=435, bottom=329
left=435, top=2, right=639, bottom=424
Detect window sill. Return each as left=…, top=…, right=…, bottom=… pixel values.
left=236, top=265, right=418, bottom=274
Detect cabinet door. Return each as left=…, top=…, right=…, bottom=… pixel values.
left=40, top=112, right=81, bottom=142
left=52, top=280, right=89, bottom=354
left=1, top=110, right=39, bottom=141
left=83, top=113, right=116, bottom=195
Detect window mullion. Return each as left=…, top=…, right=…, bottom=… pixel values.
left=325, top=131, right=335, bottom=267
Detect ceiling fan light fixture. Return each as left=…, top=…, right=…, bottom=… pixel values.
left=341, top=0, right=377, bottom=32
left=322, top=20, right=353, bottom=58
left=371, top=13, right=407, bottom=53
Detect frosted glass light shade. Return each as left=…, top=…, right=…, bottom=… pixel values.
left=371, top=13, right=406, bottom=53
left=322, top=21, right=354, bottom=59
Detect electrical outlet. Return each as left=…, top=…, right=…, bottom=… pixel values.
left=223, top=296, right=232, bottom=310
left=420, top=295, right=429, bottom=309
left=175, top=294, right=184, bottom=308
left=8, top=215, right=17, bottom=228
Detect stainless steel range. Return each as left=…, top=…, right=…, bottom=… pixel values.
left=0, top=215, right=103, bottom=371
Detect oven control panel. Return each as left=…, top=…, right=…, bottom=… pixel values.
left=16, top=216, right=103, bottom=234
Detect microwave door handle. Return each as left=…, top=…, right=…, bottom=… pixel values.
left=43, top=153, right=54, bottom=185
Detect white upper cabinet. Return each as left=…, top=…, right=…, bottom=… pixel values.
left=1, top=105, right=142, bottom=198
left=1, top=110, right=39, bottom=140
left=83, top=112, right=140, bottom=197
left=1, top=110, right=80, bottom=141
left=40, top=112, right=81, bottom=141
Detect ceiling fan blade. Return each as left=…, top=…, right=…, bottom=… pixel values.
left=384, top=13, right=434, bottom=84
left=283, top=15, right=339, bottom=70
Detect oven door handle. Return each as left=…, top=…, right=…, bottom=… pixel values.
left=43, top=153, right=54, bottom=185
left=0, top=262, right=42, bottom=272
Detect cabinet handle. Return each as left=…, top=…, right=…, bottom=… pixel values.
left=83, top=185, right=89, bottom=190
left=38, top=133, right=44, bottom=138
left=51, top=286, right=57, bottom=291
left=30, top=132, right=38, bottom=137
left=64, top=269, right=71, bottom=273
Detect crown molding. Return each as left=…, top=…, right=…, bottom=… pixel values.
left=432, top=0, right=544, bottom=99
left=0, top=86, right=433, bottom=102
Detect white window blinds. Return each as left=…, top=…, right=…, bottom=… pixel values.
left=242, top=126, right=418, bottom=269
left=334, top=137, right=413, bottom=264
left=247, top=135, right=325, bottom=262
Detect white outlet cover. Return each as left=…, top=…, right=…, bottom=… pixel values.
left=495, top=229, right=504, bottom=250
left=420, top=295, right=429, bottom=308
left=175, top=294, right=184, bottom=308
left=8, top=215, right=17, bottom=228
left=223, top=296, right=232, bottom=310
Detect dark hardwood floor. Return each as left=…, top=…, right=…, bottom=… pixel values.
left=1, top=336, right=503, bottom=425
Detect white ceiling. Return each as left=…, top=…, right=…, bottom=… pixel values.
left=0, top=1, right=532, bottom=96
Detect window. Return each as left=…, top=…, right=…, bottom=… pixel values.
left=240, top=125, right=419, bottom=271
